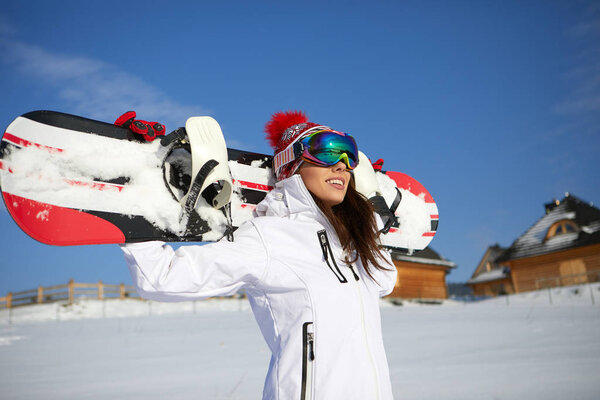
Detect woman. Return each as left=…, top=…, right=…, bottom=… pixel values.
left=121, top=110, right=398, bottom=400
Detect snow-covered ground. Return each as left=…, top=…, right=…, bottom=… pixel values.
left=1, top=284, right=599, bottom=400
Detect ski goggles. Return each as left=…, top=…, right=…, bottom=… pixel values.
left=273, top=128, right=359, bottom=175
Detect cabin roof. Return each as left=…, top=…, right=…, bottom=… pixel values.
left=468, top=244, right=507, bottom=281
left=497, top=193, right=600, bottom=262
left=392, top=247, right=456, bottom=268
left=467, top=267, right=509, bottom=284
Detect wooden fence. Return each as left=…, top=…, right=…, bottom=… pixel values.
left=0, top=279, right=140, bottom=309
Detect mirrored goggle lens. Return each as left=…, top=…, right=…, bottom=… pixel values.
left=303, top=131, right=359, bottom=169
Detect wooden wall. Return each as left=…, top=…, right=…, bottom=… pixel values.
left=389, top=260, right=449, bottom=299
left=470, top=277, right=514, bottom=297
left=507, top=243, right=600, bottom=293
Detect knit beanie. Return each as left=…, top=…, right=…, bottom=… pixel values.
left=265, top=110, right=329, bottom=181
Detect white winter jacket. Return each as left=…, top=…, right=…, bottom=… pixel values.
left=122, top=175, right=397, bottom=400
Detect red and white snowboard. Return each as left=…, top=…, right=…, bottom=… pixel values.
left=0, top=111, right=438, bottom=252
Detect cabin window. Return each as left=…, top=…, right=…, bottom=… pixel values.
left=564, top=223, right=576, bottom=233
left=546, top=220, right=579, bottom=240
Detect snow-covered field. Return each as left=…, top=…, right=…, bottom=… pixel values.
left=1, top=284, right=599, bottom=400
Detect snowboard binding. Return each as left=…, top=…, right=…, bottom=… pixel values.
left=353, top=151, right=400, bottom=234
left=160, top=117, right=234, bottom=240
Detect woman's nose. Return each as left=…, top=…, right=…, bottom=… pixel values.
left=332, top=161, right=347, bottom=172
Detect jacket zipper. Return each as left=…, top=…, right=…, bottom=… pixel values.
left=348, top=263, right=360, bottom=281
left=301, top=322, right=315, bottom=400
left=314, top=231, right=373, bottom=397
left=317, top=230, right=349, bottom=283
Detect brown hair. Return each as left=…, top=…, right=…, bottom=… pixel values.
left=311, top=178, right=393, bottom=280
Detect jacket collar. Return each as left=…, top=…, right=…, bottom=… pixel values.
left=254, top=175, right=339, bottom=244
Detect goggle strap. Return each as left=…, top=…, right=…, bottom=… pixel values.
left=273, top=146, right=297, bottom=176
left=272, top=125, right=329, bottom=176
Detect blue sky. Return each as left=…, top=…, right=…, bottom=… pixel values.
left=1, top=0, right=599, bottom=295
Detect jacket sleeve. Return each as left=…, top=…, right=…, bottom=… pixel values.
left=121, top=221, right=269, bottom=301
left=374, top=213, right=398, bottom=297
left=375, top=248, right=397, bottom=297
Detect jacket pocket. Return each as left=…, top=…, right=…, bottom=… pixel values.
left=301, top=322, right=315, bottom=400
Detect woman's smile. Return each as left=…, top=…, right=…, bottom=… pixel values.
left=299, top=161, right=351, bottom=207
left=325, top=177, right=346, bottom=189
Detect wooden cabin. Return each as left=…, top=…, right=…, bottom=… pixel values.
left=468, top=193, right=600, bottom=296
left=467, top=245, right=514, bottom=297
left=388, top=247, right=456, bottom=299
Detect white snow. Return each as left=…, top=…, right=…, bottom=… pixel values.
left=1, top=284, right=599, bottom=400
left=35, top=210, right=49, bottom=221
left=581, top=221, right=600, bottom=234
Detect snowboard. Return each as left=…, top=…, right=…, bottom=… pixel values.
left=0, top=110, right=438, bottom=253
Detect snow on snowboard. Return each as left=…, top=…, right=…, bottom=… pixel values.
left=0, top=110, right=438, bottom=252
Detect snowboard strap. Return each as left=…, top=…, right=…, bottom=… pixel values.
left=390, top=187, right=402, bottom=214
left=222, top=203, right=234, bottom=242
left=183, top=159, right=234, bottom=241
left=370, top=188, right=402, bottom=234
left=160, top=127, right=188, bottom=148
left=184, top=159, right=220, bottom=215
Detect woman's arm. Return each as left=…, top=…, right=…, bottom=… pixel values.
left=375, top=249, right=397, bottom=297
left=373, top=213, right=398, bottom=296
left=121, top=221, right=269, bottom=302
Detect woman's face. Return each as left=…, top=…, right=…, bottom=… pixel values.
left=299, top=161, right=351, bottom=208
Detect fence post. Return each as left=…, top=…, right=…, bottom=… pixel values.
left=68, top=279, right=74, bottom=304
left=37, top=286, right=44, bottom=304
left=98, top=281, right=104, bottom=300
left=120, top=283, right=125, bottom=299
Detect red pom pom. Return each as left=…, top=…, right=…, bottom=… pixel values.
left=265, top=110, right=309, bottom=149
